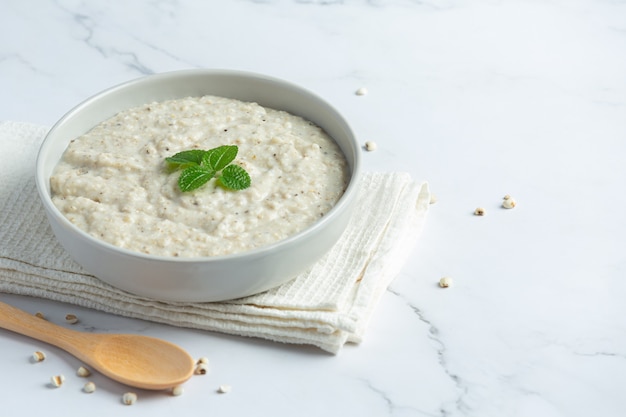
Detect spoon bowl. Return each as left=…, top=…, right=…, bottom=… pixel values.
left=0, top=301, right=195, bottom=390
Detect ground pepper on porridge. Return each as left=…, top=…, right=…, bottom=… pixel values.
left=50, top=95, right=349, bottom=258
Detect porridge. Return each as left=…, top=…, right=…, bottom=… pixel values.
left=50, top=95, right=349, bottom=257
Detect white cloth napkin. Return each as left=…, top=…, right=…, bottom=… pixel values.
left=0, top=121, right=430, bottom=354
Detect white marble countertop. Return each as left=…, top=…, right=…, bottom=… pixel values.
left=2, top=1, right=625, bottom=416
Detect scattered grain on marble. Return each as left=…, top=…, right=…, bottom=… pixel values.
left=364, top=141, right=377, bottom=151
left=196, top=357, right=209, bottom=365
left=429, top=194, right=438, bottom=204
left=122, top=392, right=137, bottom=405
left=473, top=207, right=486, bottom=216
left=355, top=87, right=368, bottom=96
left=217, top=384, right=232, bottom=394
left=83, top=381, right=96, bottom=393
left=171, top=385, right=184, bottom=396
left=35, top=312, right=46, bottom=320
left=77, top=366, right=91, bottom=377
left=194, top=363, right=209, bottom=375
left=502, top=196, right=516, bottom=209
left=32, top=351, right=46, bottom=363
left=65, top=314, right=79, bottom=324
left=50, top=374, right=65, bottom=388
left=439, top=277, right=452, bottom=288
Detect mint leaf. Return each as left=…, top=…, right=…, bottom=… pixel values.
left=218, top=164, right=251, bottom=190
left=165, top=150, right=205, bottom=169
left=178, top=166, right=216, bottom=192
left=166, top=145, right=250, bottom=193
left=202, top=145, right=238, bottom=171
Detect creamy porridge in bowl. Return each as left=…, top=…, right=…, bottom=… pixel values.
left=50, top=95, right=349, bottom=258
left=36, top=70, right=361, bottom=302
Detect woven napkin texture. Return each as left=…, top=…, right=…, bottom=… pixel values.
left=0, top=121, right=430, bottom=354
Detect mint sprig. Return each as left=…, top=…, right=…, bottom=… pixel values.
left=165, top=145, right=251, bottom=192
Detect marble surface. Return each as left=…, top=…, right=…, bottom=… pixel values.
left=1, top=0, right=626, bottom=415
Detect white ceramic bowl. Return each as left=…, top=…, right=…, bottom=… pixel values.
left=36, top=69, right=361, bottom=302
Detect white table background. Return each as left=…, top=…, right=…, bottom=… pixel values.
left=1, top=1, right=625, bottom=416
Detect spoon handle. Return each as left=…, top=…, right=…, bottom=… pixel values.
left=0, top=301, right=92, bottom=352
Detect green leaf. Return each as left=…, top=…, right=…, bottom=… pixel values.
left=202, top=145, right=238, bottom=171
left=178, top=166, right=216, bottom=192
left=165, top=150, right=206, bottom=169
left=218, top=164, right=251, bottom=190
left=166, top=145, right=250, bottom=193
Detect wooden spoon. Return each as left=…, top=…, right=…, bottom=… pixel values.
left=0, top=301, right=195, bottom=390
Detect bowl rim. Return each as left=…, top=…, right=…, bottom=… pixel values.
left=35, top=68, right=362, bottom=264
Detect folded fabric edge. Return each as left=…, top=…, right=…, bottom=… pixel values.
left=345, top=181, right=431, bottom=344
left=0, top=262, right=358, bottom=333
left=0, top=282, right=348, bottom=354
